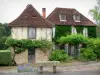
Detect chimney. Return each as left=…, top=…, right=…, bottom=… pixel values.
left=42, top=8, right=46, bottom=19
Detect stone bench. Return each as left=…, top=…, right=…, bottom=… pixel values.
left=35, top=61, right=60, bottom=73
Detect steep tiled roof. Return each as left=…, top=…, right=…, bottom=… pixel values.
left=9, top=4, right=53, bottom=28
left=47, top=7, right=96, bottom=26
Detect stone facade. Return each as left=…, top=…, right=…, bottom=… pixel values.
left=11, top=48, right=28, bottom=64
left=35, top=48, right=50, bottom=61
left=15, top=50, right=28, bottom=64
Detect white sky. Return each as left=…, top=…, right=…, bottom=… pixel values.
left=0, top=0, right=97, bottom=23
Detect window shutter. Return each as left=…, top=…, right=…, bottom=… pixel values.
left=72, top=26, right=77, bottom=34
left=83, top=28, right=88, bottom=37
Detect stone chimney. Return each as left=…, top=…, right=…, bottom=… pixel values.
left=42, top=8, right=46, bottom=19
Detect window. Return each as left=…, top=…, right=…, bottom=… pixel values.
left=59, top=14, right=66, bottom=21
left=72, top=26, right=77, bottom=34
left=28, top=27, right=36, bottom=39
left=83, top=28, right=88, bottom=37
left=73, top=15, right=80, bottom=22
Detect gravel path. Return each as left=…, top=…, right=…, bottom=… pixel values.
left=0, top=61, right=100, bottom=73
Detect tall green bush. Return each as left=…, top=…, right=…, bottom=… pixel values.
left=92, top=39, right=100, bottom=59
left=0, top=50, right=12, bottom=65
left=80, top=48, right=97, bottom=61
left=49, top=50, right=69, bottom=61
left=86, top=38, right=100, bottom=59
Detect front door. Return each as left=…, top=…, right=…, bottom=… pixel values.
left=28, top=48, right=35, bottom=63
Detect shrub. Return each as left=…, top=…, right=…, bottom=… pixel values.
left=86, top=38, right=100, bottom=59
left=80, top=48, right=97, bottom=61
left=0, top=50, right=12, bottom=66
left=49, top=50, right=69, bottom=61
left=92, top=38, right=100, bottom=59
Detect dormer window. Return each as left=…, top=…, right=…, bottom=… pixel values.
left=73, top=15, right=80, bottom=22
left=59, top=14, right=66, bottom=21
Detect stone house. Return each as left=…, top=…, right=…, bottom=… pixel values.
left=8, top=4, right=53, bottom=64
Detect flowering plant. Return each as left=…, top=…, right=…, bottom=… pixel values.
left=17, top=64, right=38, bottom=73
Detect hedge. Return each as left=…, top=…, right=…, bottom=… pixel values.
left=0, top=50, right=12, bottom=65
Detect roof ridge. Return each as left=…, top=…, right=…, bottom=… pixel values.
left=56, top=7, right=76, bottom=10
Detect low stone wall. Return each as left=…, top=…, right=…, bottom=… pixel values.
left=35, top=48, right=50, bottom=61
left=11, top=48, right=28, bottom=64
left=15, top=50, right=28, bottom=64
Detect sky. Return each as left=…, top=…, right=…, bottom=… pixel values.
left=0, top=0, right=97, bottom=23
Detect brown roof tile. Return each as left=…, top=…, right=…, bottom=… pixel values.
left=47, top=7, right=96, bottom=26
left=9, top=4, right=53, bottom=28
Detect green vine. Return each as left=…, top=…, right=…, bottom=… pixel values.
left=5, top=38, right=52, bottom=54
left=76, top=26, right=84, bottom=34
left=54, top=25, right=96, bottom=42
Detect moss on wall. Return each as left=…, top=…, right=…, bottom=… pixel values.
left=55, top=25, right=71, bottom=40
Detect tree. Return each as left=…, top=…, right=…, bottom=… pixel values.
left=89, top=0, right=100, bottom=37
left=0, top=23, right=11, bottom=37
left=0, top=23, right=11, bottom=50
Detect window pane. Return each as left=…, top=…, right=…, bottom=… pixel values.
left=28, top=28, right=35, bottom=39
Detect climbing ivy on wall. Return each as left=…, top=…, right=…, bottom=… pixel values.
left=55, top=25, right=71, bottom=40
left=76, top=26, right=96, bottom=38
left=54, top=25, right=96, bottom=41
left=76, top=26, right=84, bottom=34
left=88, top=26, right=96, bottom=38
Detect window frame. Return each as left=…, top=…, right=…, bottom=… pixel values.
left=59, top=14, right=66, bottom=21
left=73, top=15, right=80, bottom=22
left=28, top=27, right=36, bottom=39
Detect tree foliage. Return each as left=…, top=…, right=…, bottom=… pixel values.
left=89, top=0, right=100, bottom=37
left=0, top=23, right=11, bottom=37
left=58, top=34, right=88, bottom=45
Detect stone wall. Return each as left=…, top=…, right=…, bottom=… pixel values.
left=15, top=50, right=28, bottom=64
left=35, top=48, right=50, bottom=61
left=11, top=48, right=28, bottom=64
